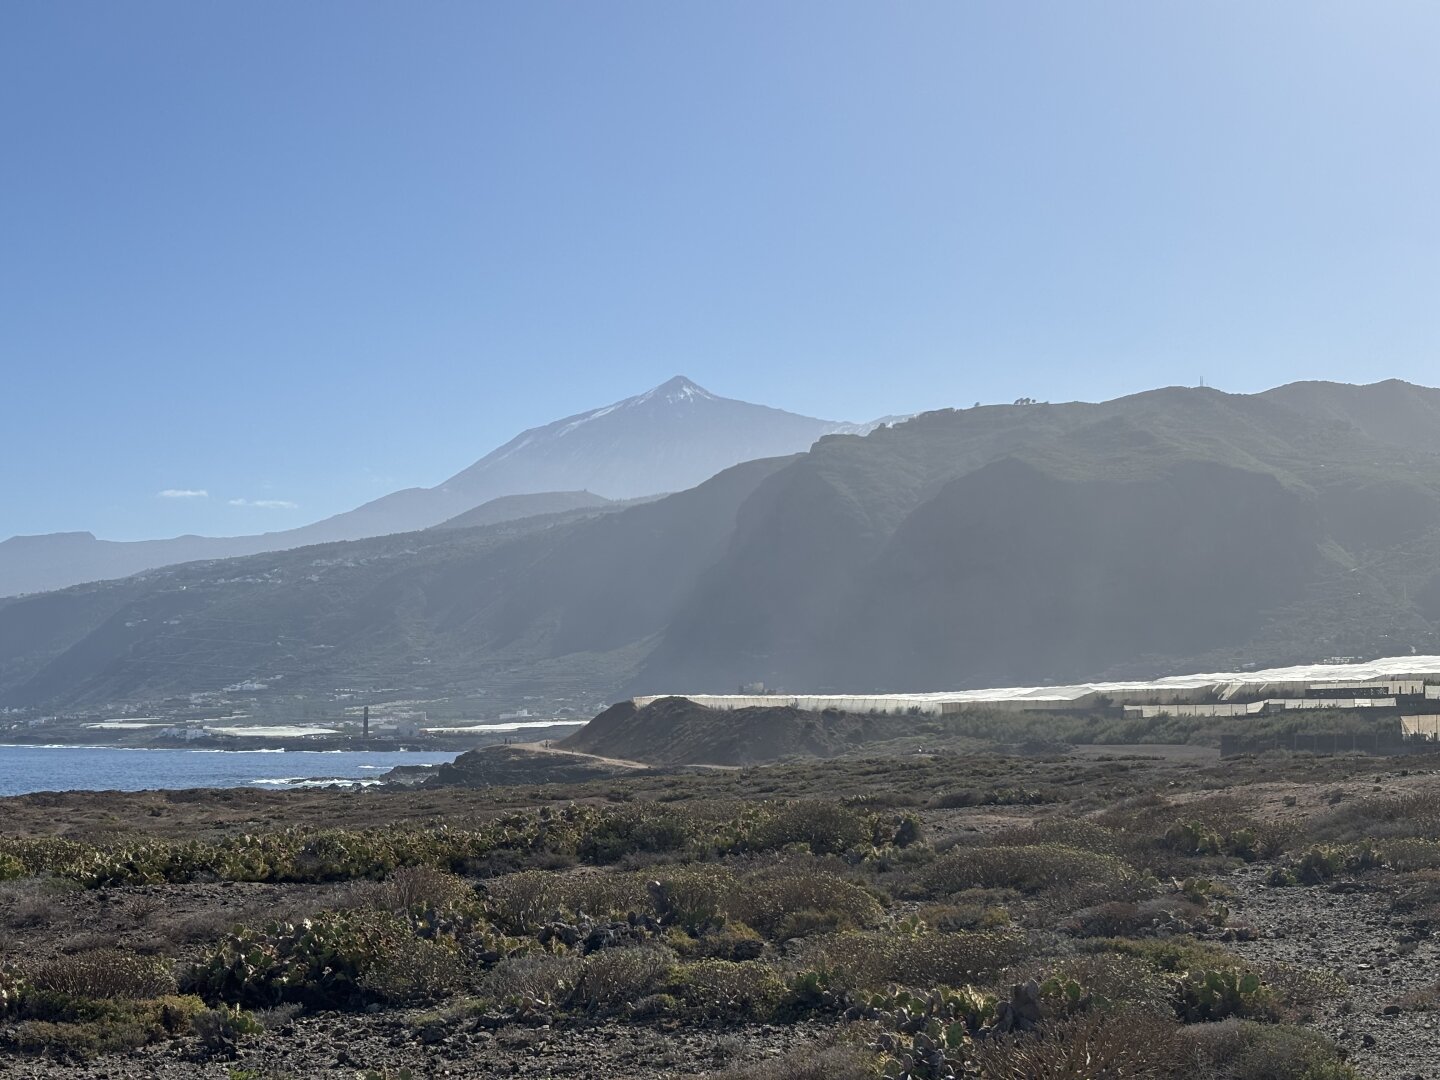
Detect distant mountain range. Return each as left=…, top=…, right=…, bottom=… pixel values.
left=3, top=378, right=1439, bottom=713
left=0, top=377, right=889, bottom=597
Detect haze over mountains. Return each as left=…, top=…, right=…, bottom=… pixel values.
left=0, top=377, right=883, bottom=598
left=3, top=379, right=1440, bottom=714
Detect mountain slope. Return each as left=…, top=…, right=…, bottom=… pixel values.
left=1, top=377, right=873, bottom=598
left=1261, top=379, right=1440, bottom=456
left=431, top=491, right=615, bottom=530
left=3, top=381, right=1440, bottom=711
left=635, top=384, right=1440, bottom=692
left=0, top=457, right=793, bottom=710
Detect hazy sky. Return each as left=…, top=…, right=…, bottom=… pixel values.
left=4, top=2, right=1437, bottom=540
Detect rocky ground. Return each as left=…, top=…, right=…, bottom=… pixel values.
left=0, top=1016, right=841, bottom=1079
left=5, top=747, right=1440, bottom=1079
left=1227, top=865, right=1440, bottom=1080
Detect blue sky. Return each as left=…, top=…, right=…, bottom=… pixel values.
left=3, top=2, right=1437, bottom=541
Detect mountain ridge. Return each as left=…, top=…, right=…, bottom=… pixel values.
left=1, top=377, right=884, bottom=598
left=2, top=379, right=1438, bottom=714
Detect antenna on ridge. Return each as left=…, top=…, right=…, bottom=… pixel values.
left=1199, top=375, right=1206, bottom=388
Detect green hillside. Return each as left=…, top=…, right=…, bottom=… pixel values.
left=2, top=382, right=1439, bottom=711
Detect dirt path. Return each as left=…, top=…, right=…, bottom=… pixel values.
left=512, top=741, right=656, bottom=770
left=514, top=742, right=736, bottom=772
left=1225, top=863, right=1440, bottom=1080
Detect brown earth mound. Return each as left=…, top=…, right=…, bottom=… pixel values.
left=560, top=696, right=906, bottom=766
left=420, top=744, right=650, bottom=788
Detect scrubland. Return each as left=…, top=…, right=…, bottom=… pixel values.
left=2, top=747, right=1439, bottom=1078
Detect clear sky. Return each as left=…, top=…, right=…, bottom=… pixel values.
left=3, top=2, right=1437, bottom=541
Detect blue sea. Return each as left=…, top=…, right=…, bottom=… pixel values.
left=0, top=745, right=460, bottom=797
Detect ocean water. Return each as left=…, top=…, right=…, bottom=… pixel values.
left=0, top=745, right=460, bottom=797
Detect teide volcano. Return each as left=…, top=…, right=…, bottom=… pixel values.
left=325, top=376, right=878, bottom=538
left=0, top=377, right=881, bottom=596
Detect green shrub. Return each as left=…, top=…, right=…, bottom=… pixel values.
left=1032, top=954, right=1173, bottom=1015
left=1269, top=844, right=1380, bottom=887
left=666, top=922, right=764, bottom=961
left=740, top=801, right=873, bottom=855
left=728, top=870, right=883, bottom=939
left=916, top=902, right=1011, bottom=933
left=1183, top=1019, right=1359, bottom=1080
left=669, top=960, right=787, bottom=1020
left=187, top=910, right=454, bottom=1009
left=3, top=995, right=205, bottom=1061
left=480, top=953, right=583, bottom=1008
left=1377, top=838, right=1440, bottom=871
left=1161, top=820, right=1276, bottom=861
left=1174, top=969, right=1271, bottom=1023
left=567, top=947, right=670, bottom=1012
left=806, top=929, right=1027, bottom=990
left=1085, top=936, right=1247, bottom=975
left=921, top=844, right=1135, bottom=897
left=576, top=803, right=703, bottom=862
left=991, top=819, right=1127, bottom=857
left=0, top=966, right=27, bottom=1014
left=361, top=865, right=477, bottom=913
left=27, top=950, right=176, bottom=1000
left=971, top=1009, right=1189, bottom=1078
left=485, top=869, right=648, bottom=933
left=359, top=937, right=466, bottom=1004
left=191, top=1004, right=263, bottom=1059
left=702, top=1043, right=880, bottom=1080
left=650, top=865, right=733, bottom=928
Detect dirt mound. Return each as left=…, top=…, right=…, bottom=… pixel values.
left=419, top=744, right=649, bottom=788
left=560, top=696, right=895, bottom=766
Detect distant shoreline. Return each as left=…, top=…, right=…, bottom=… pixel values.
left=0, top=725, right=583, bottom=755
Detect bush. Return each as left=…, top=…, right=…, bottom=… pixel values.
left=187, top=910, right=453, bottom=1009
left=991, top=819, right=1127, bottom=857
left=191, top=1004, right=262, bottom=1059
left=728, top=870, right=883, bottom=939
left=577, top=803, right=703, bottom=862
left=916, top=902, right=1011, bottom=933
left=650, top=864, right=739, bottom=927
left=2, top=995, right=204, bottom=1062
left=1377, top=838, right=1440, bottom=871
left=667, top=922, right=764, bottom=961
left=921, top=844, right=1137, bottom=897
left=567, top=946, right=670, bottom=1012
left=804, top=929, right=1027, bottom=990
left=1031, top=954, right=1174, bottom=1016
left=485, top=869, right=647, bottom=933
left=669, top=960, right=787, bottom=1020
left=1174, top=969, right=1271, bottom=1023
left=1084, top=936, right=1247, bottom=976
left=27, top=950, right=176, bottom=1000
left=741, top=802, right=872, bottom=855
left=362, top=866, right=476, bottom=913
left=479, top=953, right=583, bottom=1008
left=1183, top=1019, right=1359, bottom=1080
left=1, top=965, right=28, bottom=1014
left=702, top=1043, right=880, bottom=1080
left=1268, top=845, right=1380, bottom=887
left=970, top=1009, right=1189, bottom=1079
left=359, top=937, right=466, bottom=1004
left=1313, top=788, right=1440, bottom=843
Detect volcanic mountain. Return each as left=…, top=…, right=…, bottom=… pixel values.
left=4, top=380, right=1440, bottom=713
left=0, top=377, right=879, bottom=597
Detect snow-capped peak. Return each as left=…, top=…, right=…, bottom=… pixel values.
left=633, top=376, right=715, bottom=406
